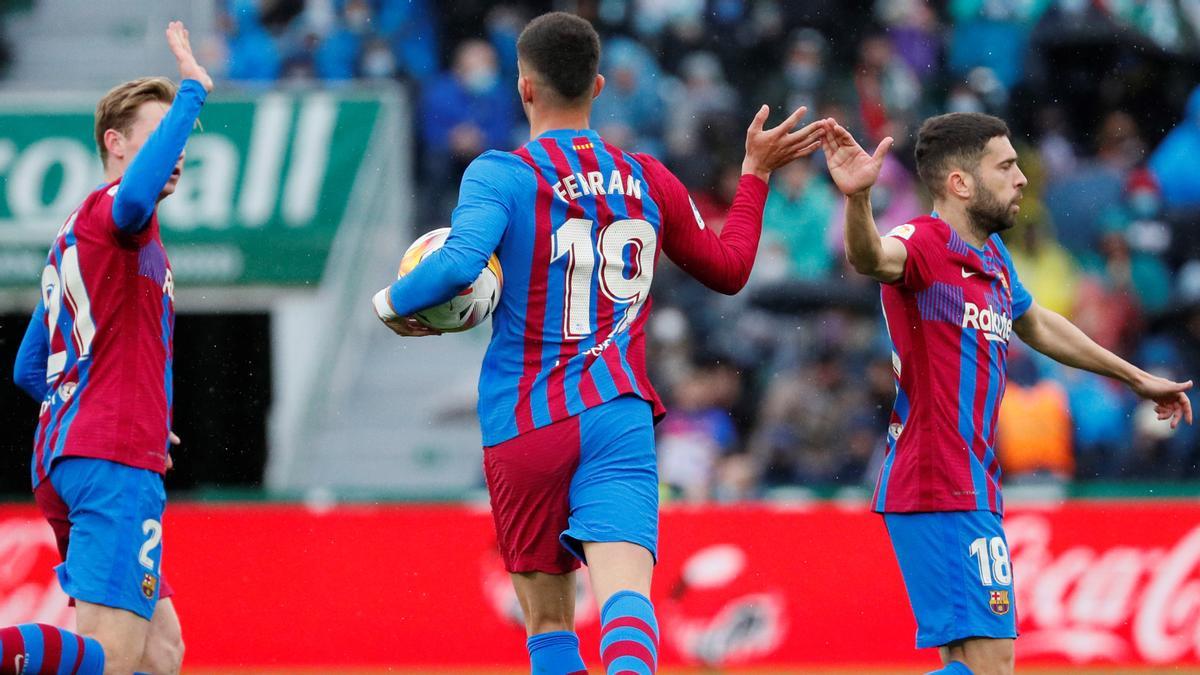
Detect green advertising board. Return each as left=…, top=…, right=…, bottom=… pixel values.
left=0, top=90, right=397, bottom=287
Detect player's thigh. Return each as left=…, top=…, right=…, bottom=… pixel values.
left=883, top=511, right=1017, bottom=650
left=943, top=637, right=1015, bottom=675
left=138, top=598, right=185, bottom=675
left=562, top=396, right=658, bottom=564
left=75, top=599, right=151, bottom=673
left=49, top=458, right=169, bottom=620
left=510, top=570, right=577, bottom=636
left=483, top=416, right=584, bottom=575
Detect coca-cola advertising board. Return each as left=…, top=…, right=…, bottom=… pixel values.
left=0, top=500, right=1198, bottom=669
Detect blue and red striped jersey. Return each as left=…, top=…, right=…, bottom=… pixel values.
left=873, top=215, right=1033, bottom=514
left=28, top=180, right=175, bottom=485
left=387, top=128, right=768, bottom=446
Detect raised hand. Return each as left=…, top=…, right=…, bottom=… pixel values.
left=821, top=121, right=893, bottom=197
left=1132, top=374, right=1194, bottom=429
left=166, top=20, right=213, bottom=93
left=742, top=105, right=827, bottom=181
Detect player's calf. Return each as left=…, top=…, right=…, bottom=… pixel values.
left=0, top=624, right=105, bottom=674
left=939, top=637, right=1014, bottom=675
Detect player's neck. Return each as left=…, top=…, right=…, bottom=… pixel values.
left=527, top=106, right=591, bottom=139
left=932, top=201, right=989, bottom=249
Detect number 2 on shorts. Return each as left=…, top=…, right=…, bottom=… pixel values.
left=139, top=519, right=163, bottom=570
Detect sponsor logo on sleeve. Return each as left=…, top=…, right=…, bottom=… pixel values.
left=885, top=223, right=916, bottom=240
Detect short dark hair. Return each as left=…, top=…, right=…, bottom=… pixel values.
left=517, top=12, right=600, bottom=105
left=914, top=113, right=1011, bottom=196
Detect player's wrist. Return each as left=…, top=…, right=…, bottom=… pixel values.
left=372, top=287, right=400, bottom=321
left=740, top=159, right=770, bottom=182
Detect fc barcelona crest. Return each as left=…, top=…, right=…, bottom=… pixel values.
left=998, top=270, right=1011, bottom=296
left=142, top=573, right=158, bottom=600
left=989, top=589, right=1011, bottom=615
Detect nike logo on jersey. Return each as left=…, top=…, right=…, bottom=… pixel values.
left=689, top=196, right=706, bottom=230
left=961, top=267, right=976, bottom=278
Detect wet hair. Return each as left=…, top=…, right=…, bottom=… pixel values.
left=914, top=112, right=1011, bottom=196
left=516, top=12, right=600, bottom=105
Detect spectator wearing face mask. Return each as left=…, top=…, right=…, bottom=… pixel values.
left=419, top=39, right=516, bottom=218
left=315, top=0, right=372, bottom=81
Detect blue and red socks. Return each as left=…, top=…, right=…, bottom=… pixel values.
left=599, top=590, right=658, bottom=675
left=928, top=662, right=973, bottom=675
left=527, top=630, right=587, bottom=675
left=0, top=624, right=104, bottom=674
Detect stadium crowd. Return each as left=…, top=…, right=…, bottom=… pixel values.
left=211, top=0, right=1200, bottom=498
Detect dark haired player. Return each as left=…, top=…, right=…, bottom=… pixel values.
left=821, top=113, right=1192, bottom=673
left=373, top=11, right=824, bottom=674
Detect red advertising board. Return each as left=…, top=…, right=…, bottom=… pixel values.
left=2, top=500, right=1199, bottom=669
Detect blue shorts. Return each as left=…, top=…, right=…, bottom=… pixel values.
left=883, top=511, right=1018, bottom=649
left=33, top=458, right=167, bottom=620
left=484, top=395, right=658, bottom=574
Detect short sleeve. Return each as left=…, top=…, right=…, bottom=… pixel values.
left=883, top=220, right=943, bottom=291
left=993, top=235, right=1033, bottom=319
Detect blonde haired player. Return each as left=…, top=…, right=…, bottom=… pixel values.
left=6, top=21, right=211, bottom=675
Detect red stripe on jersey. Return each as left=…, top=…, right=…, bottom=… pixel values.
left=39, top=624, right=63, bottom=673
left=603, top=144, right=658, bottom=401
left=511, top=148, right=555, bottom=434
left=540, top=139, right=591, bottom=420
left=968, top=346, right=992, bottom=510
left=573, top=141, right=620, bottom=405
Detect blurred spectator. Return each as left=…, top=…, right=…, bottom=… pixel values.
left=852, top=33, right=921, bottom=147
left=755, top=29, right=840, bottom=125
left=1086, top=169, right=1174, bottom=314
left=664, top=52, right=737, bottom=161
left=759, top=157, right=837, bottom=281
left=947, top=0, right=1051, bottom=90
left=875, top=0, right=941, bottom=84
left=420, top=39, right=516, bottom=215
left=750, top=347, right=872, bottom=487
left=1045, top=111, right=1144, bottom=255
left=997, top=345, right=1074, bottom=481
left=314, top=0, right=371, bottom=81
left=592, top=37, right=666, bottom=155
left=658, top=358, right=743, bottom=501
left=1034, top=105, right=1078, bottom=180
left=1006, top=218, right=1080, bottom=318
left=379, top=0, right=439, bottom=83
left=1149, top=85, right=1200, bottom=210
left=225, top=1, right=283, bottom=83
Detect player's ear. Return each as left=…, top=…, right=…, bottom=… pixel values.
left=947, top=169, right=971, bottom=200
left=592, top=74, right=605, bottom=100
left=518, top=75, right=534, bottom=104
left=103, top=128, right=126, bottom=164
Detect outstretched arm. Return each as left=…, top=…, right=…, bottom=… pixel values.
left=111, top=21, right=212, bottom=234
left=821, top=121, right=906, bottom=283
left=658, top=106, right=826, bottom=294
left=1015, top=302, right=1193, bottom=428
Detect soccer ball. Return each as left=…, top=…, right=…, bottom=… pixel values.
left=398, top=227, right=503, bottom=332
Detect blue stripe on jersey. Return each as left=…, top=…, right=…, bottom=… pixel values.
left=875, top=382, right=910, bottom=511
left=161, top=292, right=173, bottom=451
left=526, top=140, right=567, bottom=427
left=557, top=143, right=597, bottom=417
left=18, top=623, right=44, bottom=673
left=479, top=155, right=532, bottom=443
left=957, top=327, right=989, bottom=511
